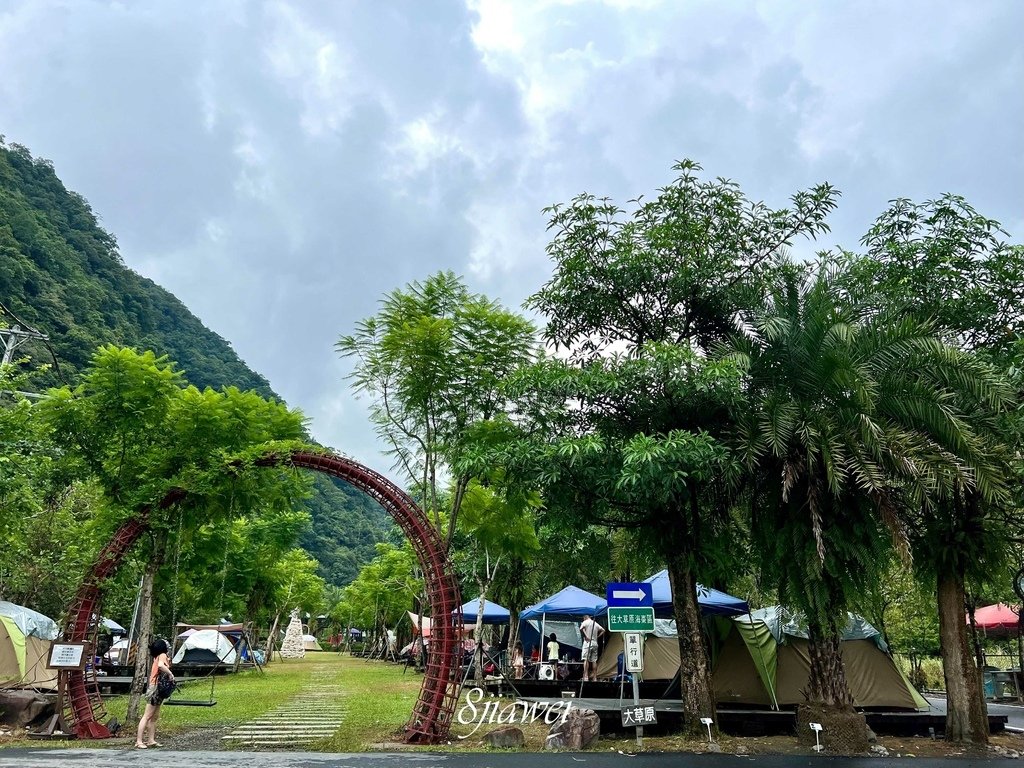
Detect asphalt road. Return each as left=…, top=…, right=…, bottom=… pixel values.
left=924, top=696, right=1024, bottom=731
left=0, top=751, right=1017, bottom=768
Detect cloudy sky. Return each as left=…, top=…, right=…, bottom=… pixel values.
left=1, top=0, right=1022, bottom=473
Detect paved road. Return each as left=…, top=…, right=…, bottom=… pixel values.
left=924, top=696, right=1024, bottom=731
left=0, top=751, right=1018, bottom=768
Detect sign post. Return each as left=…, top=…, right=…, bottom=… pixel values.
left=31, top=642, right=90, bottom=739
left=607, top=583, right=655, bottom=748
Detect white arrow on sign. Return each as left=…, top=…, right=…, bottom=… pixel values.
left=612, top=588, right=647, bottom=601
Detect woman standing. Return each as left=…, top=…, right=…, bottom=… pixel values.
left=136, top=638, right=175, bottom=749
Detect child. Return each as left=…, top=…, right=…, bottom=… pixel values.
left=546, top=632, right=560, bottom=662
left=511, top=641, right=525, bottom=679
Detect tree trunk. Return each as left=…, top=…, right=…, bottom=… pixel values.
left=806, top=622, right=854, bottom=708
left=664, top=552, right=715, bottom=734
left=473, top=581, right=487, bottom=683
left=937, top=570, right=988, bottom=743
left=126, top=542, right=163, bottom=722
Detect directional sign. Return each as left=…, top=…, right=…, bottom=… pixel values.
left=608, top=607, right=655, bottom=632
left=624, top=632, right=644, bottom=673
left=606, top=582, right=653, bottom=608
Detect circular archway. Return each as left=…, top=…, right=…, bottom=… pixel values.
left=60, top=450, right=463, bottom=743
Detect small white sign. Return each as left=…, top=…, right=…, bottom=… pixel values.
left=49, top=643, right=87, bottom=669
left=624, top=631, right=644, bottom=673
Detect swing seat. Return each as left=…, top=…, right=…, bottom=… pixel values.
left=164, top=699, right=217, bottom=707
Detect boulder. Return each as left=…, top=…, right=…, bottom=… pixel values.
left=545, top=707, right=599, bottom=750
left=0, top=690, right=55, bottom=727
left=484, top=726, right=525, bottom=748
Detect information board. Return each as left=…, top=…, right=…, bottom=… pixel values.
left=48, top=643, right=89, bottom=670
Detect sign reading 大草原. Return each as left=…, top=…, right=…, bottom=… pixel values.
left=621, top=705, right=658, bottom=727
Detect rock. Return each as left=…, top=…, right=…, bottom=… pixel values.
left=0, top=690, right=55, bottom=727
left=865, top=726, right=878, bottom=743
left=706, top=743, right=722, bottom=752
left=485, top=726, right=525, bottom=749
left=870, top=744, right=889, bottom=756
left=546, top=708, right=599, bottom=750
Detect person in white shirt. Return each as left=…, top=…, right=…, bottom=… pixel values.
left=579, top=614, right=605, bottom=681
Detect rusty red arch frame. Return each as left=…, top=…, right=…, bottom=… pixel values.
left=59, top=450, right=463, bottom=743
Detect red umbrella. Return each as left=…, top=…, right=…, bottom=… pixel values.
left=969, top=603, right=1021, bottom=637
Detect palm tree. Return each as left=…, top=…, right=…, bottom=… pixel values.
left=721, top=262, right=1010, bottom=745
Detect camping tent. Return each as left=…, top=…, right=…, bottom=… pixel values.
left=458, top=598, right=510, bottom=625
left=0, top=601, right=58, bottom=690
left=172, top=629, right=237, bottom=665
left=970, top=603, right=1021, bottom=638
left=641, top=570, right=749, bottom=618
left=595, top=607, right=928, bottom=711
left=714, top=608, right=927, bottom=710
left=302, top=634, right=323, bottom=651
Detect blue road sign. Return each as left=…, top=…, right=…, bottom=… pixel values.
left=606, top=582, right=653, bottom=608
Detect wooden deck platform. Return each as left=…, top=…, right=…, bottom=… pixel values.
left=517, top=696, right=1008, bottom=736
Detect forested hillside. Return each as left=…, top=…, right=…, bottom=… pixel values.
left=0, top=139, right=390, bottom=586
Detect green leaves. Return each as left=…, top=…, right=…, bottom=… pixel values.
left=337, top=271, right=537, bottom=544
left=530, top=159, right=839, bottom=360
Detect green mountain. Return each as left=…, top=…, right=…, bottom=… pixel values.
left=0, top=139, right=390, bottom=586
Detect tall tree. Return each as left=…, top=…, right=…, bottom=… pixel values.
left=723, top=262, right=1010, bottom=747
left=464, top=160, right=839, bottom=731
left=337, top=271, right=537, bottom=551
left=837, top=197, right=1024, bottom=742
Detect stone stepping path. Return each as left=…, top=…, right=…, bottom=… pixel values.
left=222, top=669, right=347, bottom=747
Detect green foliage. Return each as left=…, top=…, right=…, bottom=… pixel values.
left=332, top=543, right=422, bottom=631
left=338, top=271, right=537, bottom=545
left=842, top=195, right=1024, bottom=364
left=530, top=158, right=839, bottom=359
left=299, top=475, right=396, bottom=587
left=725, top=261, right=1012, bottom=631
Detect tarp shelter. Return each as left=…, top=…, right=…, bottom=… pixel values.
left=970, top=603, right=1021, bottom=638
left=0, top=601, right=58, bottom=690
left=519, top=586, right=604, bottom=661
left=408, top=612, right=470, bottom=639
left=100, top=617, right=126, bottom=635
left=172, top=629, right=237, bottom=665
left=641, top=570, right=750, bottom=618
left=458, top=598, right=510, bottom=625
left=302, top=634, right=323, bottom=651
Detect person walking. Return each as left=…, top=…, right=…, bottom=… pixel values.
left=136, top=638, right=175, bottom=749
left=579, top=614, right=605, bottom=682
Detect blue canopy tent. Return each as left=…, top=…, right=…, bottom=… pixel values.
left=642, top=569, right=749, bottom=618
left=519, top=586, right=606, bottom=661
left=458, top=598, right=510, bottom=625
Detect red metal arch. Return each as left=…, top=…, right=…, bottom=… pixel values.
left=60, top=449, right=462, bottom=743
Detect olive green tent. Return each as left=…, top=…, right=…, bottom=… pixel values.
left=595, top=607, right=927, bottom=711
